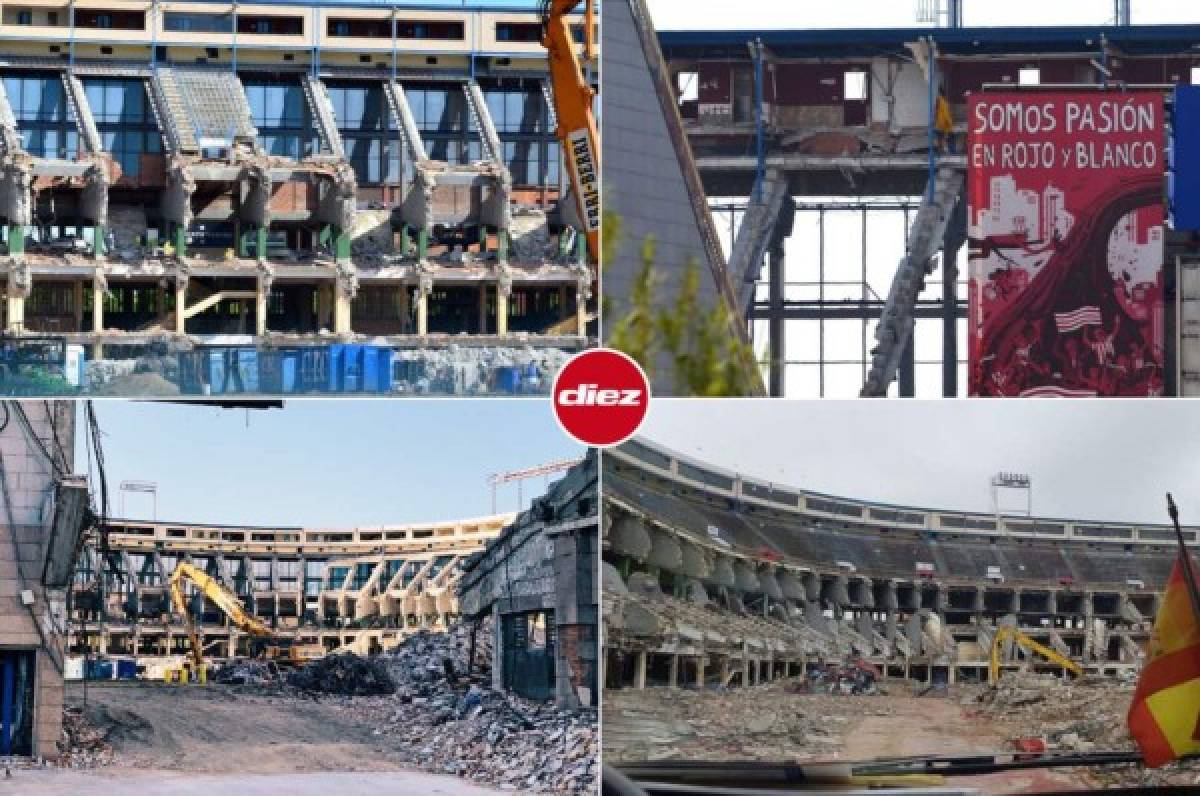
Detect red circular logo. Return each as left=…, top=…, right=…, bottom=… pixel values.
left=552, top=348, right=651, bottom=447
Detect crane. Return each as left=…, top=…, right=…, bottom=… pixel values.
left=541, top=0, right=599, bottom=264
left=988, top=626, right=1083, bottom=687
left=167, top=562, right=321, bottom=682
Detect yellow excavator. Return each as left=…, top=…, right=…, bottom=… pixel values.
left=166, top=562, right=323, bottom=683
left=988, top=625, right=1084, bottom=687
left=541, top=0, right=599, bottom=265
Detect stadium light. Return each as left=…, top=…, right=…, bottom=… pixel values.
left=119, top=480, right=158, bottom=520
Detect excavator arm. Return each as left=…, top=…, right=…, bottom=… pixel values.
left=541, top=0, right=599, bottom=264
left=989, top=626, right=1084, bottom=686
left=168, top=562, right=272, bottom=672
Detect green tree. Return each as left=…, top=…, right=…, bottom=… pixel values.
left=605, top=211, right=760, bottom=396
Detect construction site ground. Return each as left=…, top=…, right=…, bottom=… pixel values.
left=25, top=680, right=507, bottom=795
left=603, top=674, right=1200, bottom=793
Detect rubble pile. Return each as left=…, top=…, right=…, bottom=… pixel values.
left=328, top=621, right=597, bottom=794
left=287, top=653, right=396, bottom=696
left=509, top=208, right=555, bottom=261
left=56, top=706, right=115, bottom=768
left=603, top=678, right=878, bottom=764
left=211, top=659, right=278, bottom=686
left=973, top=673, right=1136, bottom=751
left=391, top=345, right=571, bottom=395
left=974, top=673, right=1200, bottom=788
left=349, top=209, right=394, bottom=260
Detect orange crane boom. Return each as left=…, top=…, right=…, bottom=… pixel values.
left=541, top=0, right=599, bottom=264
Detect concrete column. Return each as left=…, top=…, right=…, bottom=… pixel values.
left=5, top=293, right=22, bottom=331
left=667, top=654, right=679, bottom=689
left=91, top=276, right=105, bottom=360
left=174, top=278, right=187, bottom=335
left=633, top=650, right=647, bottom=689
left=333, top=284, right=352, bottom=336
left=767, top=242, right=785, bottom=396
left=479, top=285, right=487, bottom=334
left=317, top=283, right=332, bottom=331
left=74, top=280, right=85, bottom=331
left=397, top=285, right=410, bottom=334
left=575, top=280, right=588, bottom=337
left=416, top=281, right=430, bottom=336
left=255, top=274, right=269, bottom=337
left=496, top=282, right=510, bottom=336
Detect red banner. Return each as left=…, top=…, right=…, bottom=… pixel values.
left=967, top=91, right=1165, bottom=397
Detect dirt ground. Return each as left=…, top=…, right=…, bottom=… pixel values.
left=62, top=680, right=442, bottom=774
left=603, top=683, right=1101, bottom=794
left=8, top=769, right=506, bottom=795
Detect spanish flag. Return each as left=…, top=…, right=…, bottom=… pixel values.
left=1127, top=553, right=1200, bottom=766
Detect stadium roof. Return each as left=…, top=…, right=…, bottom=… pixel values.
left=659, top=23, right=1200, bottom=59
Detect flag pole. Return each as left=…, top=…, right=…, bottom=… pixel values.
left=1166, top=493, right=1200, bottom=623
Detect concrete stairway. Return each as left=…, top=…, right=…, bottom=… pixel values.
left=171, top=67, right=257, bottom=146
left=0, top=78, right=23, bottom=155
left=383, top=80, right=428, bottom=162
left=729, top=171, right=793, bottom=315
left=148, top=67, right=198, bottom=153
left=463, top=79, right=503, bottom=165
left=61, top=73, right=103, bottom=155
left=301, top=74, right=345, bottom=159
left=861, top=165, right=963, bottom=396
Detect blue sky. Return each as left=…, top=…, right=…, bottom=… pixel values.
left=648, top=0, right=1198, bottom=30
left=76, top=401, right=584, bottom=527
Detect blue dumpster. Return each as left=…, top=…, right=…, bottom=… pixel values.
left=495, top=365, right=521, bottom=394
left=326, top=344, right=345, bottom=393
left=341, top=344, right=364, bottom=392
left=236, top=348, right=259, bottom=393
left=86, top=660, right=114, bottom=680
left=206, top=350, right=227, bottom=395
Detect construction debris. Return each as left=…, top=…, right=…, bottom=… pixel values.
left=211, top=660, right=279, bottom=686
left=603, top=679, right=880, bottom=764
left=287, top=653, right=395, bottom=696
left=304, top=621, right=599, bottom=794
left=973, top=673, right=1200, bottom=788
left=56, top=707, right=115, bottom=769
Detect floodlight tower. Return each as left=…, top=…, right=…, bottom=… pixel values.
left=915, top=0, right=963, bottom=27
left=991, top=472, right=1032, bottom=520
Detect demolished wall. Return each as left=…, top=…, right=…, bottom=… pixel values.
left=0, top=401, right=78, bottom=760
left=458, top=451, right=598, bottom=709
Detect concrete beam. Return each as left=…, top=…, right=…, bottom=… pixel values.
left=182, top=289, right=256, bottom=320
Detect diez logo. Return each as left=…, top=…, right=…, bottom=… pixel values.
left=552, top=349, right=650, bottom=447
